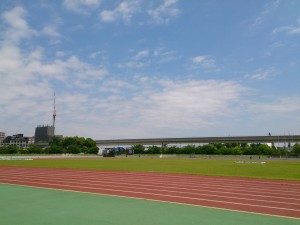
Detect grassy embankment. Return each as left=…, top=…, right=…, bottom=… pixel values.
left=0, top=158, right=299, bottom=180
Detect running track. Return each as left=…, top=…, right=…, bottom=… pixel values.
left=0, top=166, right=299, bottom=219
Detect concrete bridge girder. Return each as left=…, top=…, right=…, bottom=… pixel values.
left=96, top=135, right=300, bottom=147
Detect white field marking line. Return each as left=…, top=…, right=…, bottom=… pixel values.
left=0, top=171, right=298, bottom=196
left=2, top=174, right=299, bottom=207
left=1, top=178, right=300, bottom=213
left=2, top=166, right=300, bottom=188
left=2, top=173, right=300, bottom=205
left=1, top=183, right=299, bottom=221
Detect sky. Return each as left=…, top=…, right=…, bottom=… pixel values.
left=0, top=0, right=300, bottom=140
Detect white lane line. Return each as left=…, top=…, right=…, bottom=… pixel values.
left=2, top=166, right=299, bottom=187
left=0, top=171, right=298, bottom=196
left=1, top=173, right=299, bottom=207
left=1, top=171, right=299, bottom=199
left=2, top=174, right=299, bottom=207
left=0, top=170, right=299, bottom=197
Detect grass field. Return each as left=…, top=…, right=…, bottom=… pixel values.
left=0, top=157, right=299, bottom=180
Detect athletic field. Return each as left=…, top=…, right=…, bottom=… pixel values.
left=0, top=158, right=299, bottom=224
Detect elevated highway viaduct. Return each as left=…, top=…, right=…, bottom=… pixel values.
left=95, top=135, right=300, bottom=147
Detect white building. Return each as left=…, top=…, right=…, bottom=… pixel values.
left=0, top=134, right=30, bottom=148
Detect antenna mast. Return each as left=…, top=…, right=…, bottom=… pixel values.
left=53, top=92, right=56, bottom=135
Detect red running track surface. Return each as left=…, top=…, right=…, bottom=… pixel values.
left=0, top=166, right=299, bottom=219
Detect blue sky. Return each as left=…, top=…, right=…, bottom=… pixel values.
left=0, top=0, right=300, bottom=139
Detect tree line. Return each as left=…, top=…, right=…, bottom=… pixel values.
left=0, top=136, right=99, bottom=154
left=1, top=138, right=300, bottom=156
left=132, top=143, right=300, bottom=156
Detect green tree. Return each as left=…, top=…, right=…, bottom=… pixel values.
left=165, top=146, right=179, bottom=154
left=201, top=144, right=219, bottom=154
left=211, top=143, right=223, bottom=150
left=240, top=143, right=249, bottom=148
left=220, top=147, right=233, bottom=155
left=83, top=138, right=96, bottom=148
left=231, top=147, right=242, bottom=155
left=27, top=145, right=42, bottom=154
left=292, top=143, right=300, bottom=154
left=257, top=144, right=274, bottom=155
left=131, top=144, right=145, bottom=154
left=0, top=146, right=7, bottom=154
left=224, top=143, right=239, bottom=148
left=66, top=144, right=81, bottom=154
left=48, top=136, right=98, bottom=154
left=6, top=145, right=19, bottom=154
left=49, top=136, right=62, bottom=146
left=181, top=145, right=196, bottom=154
left=48, top=145, right=63, bottom=154
left=147, top=146, right=161, bottom=154
left=62, top=137, right=77, bottom=148
left=87, top=146, right=99, bottom=154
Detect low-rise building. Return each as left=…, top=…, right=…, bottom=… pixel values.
left=0, top=134, right=30, bottom=148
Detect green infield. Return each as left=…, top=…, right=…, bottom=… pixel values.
left=0, top=158, right=299, bottom=180
left=0, top=183, right=299, bottom=225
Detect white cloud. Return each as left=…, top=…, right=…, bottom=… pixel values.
left=273, top=19, right=300, bottom=35
left=148, top=0, right=180, bottom=24
left=153, top=48, right=179, bottom=63
left=191, top=55, right=217, bottom=71
left=55, top=51, right=65, bottom=57
left=61, top=78, right=246, bottom=138
left=129, top=79, right=246, bottom=129
left=100, top=0, right=140, bottom=23
left=99, top=79, right=134, bottom=94
left=252, top=0, right=280, bottom=27
left=247, top=97, right=300, bottom=114
left=99, top=0, right=180, bottom=25
left=192, top=56, right=206, bottom=63
left=118, top=61, right=145, bottom=68
left=100, top=10, right=116, bottom=22
left=245, top=68, right=277, bottom=81
left=63, top=0, right=102, bottom=13
left=134, top=49, right=149, bottom=59
left=2, top=6, right=38, bottom=43
left=41, top=26, right=61, bottom=37
left=89, top=50, right=105, bottom=59
left=118, top=49, right=150, bottom=68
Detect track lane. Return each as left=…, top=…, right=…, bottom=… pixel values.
left=1, top=172, right=299, bottom=205
left=1, top=175, right=299, bottom=210
left=0, top=167, right=299, bottom=198
left=0, top=167, right=299, bottom=194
